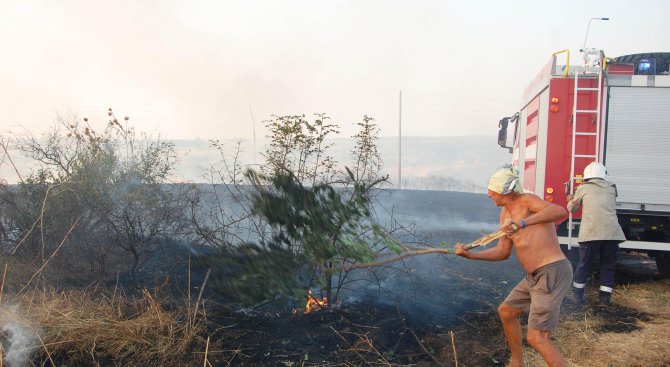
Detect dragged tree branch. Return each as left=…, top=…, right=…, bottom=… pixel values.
left=341, top=230, right=507, bottom=270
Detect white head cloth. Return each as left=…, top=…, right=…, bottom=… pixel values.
left=488, top=165, right=523, bottom=195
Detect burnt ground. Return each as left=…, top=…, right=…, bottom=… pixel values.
left=160, top=191, right=666, bottom=366
left=199, top=251, right=664, bottom=367
left=205, top=301, right=509, bottom=367
left=202, top=292, right=656, bottom=366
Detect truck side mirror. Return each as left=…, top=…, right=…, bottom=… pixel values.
left=498, top=124, right=508, bottom=147
left=497, top=113, right=518, bottom=153
left=498, top=117, right=510, bottom=149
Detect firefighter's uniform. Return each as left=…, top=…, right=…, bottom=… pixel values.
left=568, top=164, right=625, bottom=305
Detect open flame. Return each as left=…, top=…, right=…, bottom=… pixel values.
left=304, top=290, right=328, bottom=314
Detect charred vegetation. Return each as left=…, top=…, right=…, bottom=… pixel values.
left=0, top=111, right=668, bottom=366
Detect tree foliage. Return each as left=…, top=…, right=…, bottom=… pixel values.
left=262, top=114, right=339, bottom=185
left=210, top=167, right=395, bottom=305
left=204, top=115, right=409, bottom=307
left=351, top=115, right=383, bottom=185
left=4, top=109, right=192, bottom=282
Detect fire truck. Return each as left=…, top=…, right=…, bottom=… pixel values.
left=497, top=50, right=670, bottom=277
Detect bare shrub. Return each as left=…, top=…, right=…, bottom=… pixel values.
left=3, top=110, right=193, bottom=285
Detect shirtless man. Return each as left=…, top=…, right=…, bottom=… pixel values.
left=456, top=165, right=572, bottom=367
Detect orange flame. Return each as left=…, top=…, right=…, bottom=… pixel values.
left=304, top=290, right=328, bottom=314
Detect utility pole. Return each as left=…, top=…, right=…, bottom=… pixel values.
left=398, top=90, right=402, bottom=189
left=249, top=104, right=257, bottom=165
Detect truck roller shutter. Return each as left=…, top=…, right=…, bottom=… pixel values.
left=605, top=87, right=670, bottom=208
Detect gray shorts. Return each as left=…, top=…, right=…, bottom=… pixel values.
left=503, top=259, right=573, bottom=331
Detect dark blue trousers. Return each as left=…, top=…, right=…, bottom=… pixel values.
left=573, top=240, right=620, bottom=292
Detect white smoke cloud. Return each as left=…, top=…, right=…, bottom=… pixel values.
left=388, top=213, right=498, bottom=232
left=1, top=306, right=39, bottom=367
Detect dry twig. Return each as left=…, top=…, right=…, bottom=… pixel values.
left=331, top=316, right=400, bottom=366
left=224, top=344, right=244, bottom=367
left=406, top=328, right=445, bottom=367
left=395, top=304, right=446, bottom=367
left=203, top=336, right=210, bottom=367
left=0, top=264, right=5, bottom=367
left=11, top=184, right=63, bottom=255
left=0, top=137, right=24, bottom=183
left=193, top=268, right=211, bottom=327
left=329, top=326, right=368, bottom=364
left=450, top=330, right=459, bottom=367
left=0, top=264, right=7, bottom=305
left=19, top=215, right=82, bottom=294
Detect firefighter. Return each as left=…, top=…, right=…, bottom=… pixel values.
left=567, top=162, right=625, bottom=305
left=456, top=165, right=571, bottom=367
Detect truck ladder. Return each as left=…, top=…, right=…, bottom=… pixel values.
left=567, top=66, right=603, bottom=249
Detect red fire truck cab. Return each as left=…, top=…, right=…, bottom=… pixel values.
left=497, top=50, right=670, bottom=277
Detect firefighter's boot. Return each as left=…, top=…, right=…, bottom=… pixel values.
left=572, top=287, right=585, bottom=304
left=599, top=291, right=611, bottom=305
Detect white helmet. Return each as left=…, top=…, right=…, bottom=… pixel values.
left=583, top=162, right=607, bottom=180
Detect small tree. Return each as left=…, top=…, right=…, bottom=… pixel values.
left=202, top=114, right=423, bottom=309
left=351, top=115, right=383, bottom=185
left=205, top=115, right=420, bottom=304
left=262, top=114, right=339, bottom=185
left=211, top=167, right=396, bottom=305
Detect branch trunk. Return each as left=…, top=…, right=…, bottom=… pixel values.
left=342, top=230, right=506, bottom=270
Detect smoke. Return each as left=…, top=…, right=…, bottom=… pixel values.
left=1, top=306, right=39, bottom=367
left=391, top=214, right=498, bottom=232
left=340, top=250, right=526, bottom=327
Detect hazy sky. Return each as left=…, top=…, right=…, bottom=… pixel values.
left=1, top=0, right=668, bottom=140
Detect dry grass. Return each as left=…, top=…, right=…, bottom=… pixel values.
left=522, top=279, right=670, bottom=367
left=0, top=263, right=666, bottom=366
left=0, top=288, right=207, bottom=366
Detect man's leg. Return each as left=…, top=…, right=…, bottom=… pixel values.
left=527, top=260, right=572, bottom=366
left=573, top=241, right=599, bottom=301
left=526, top=328, right=567, bottom=367
left=498, top=303, right=525, bottom=367
left=598, top=240, right=619, bottom=304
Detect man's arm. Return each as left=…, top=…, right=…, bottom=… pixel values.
left=455, top=235, right=514, bottom=261
left=456, top=208, right=514, bottom=261
left=566, top=186, right=585, bottom=213
left=500, top=194, right=568, bottom=233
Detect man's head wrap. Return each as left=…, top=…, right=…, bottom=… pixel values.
left=488, top=164, right=523, bottom=195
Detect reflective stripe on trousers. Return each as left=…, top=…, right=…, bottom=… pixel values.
left=572, top=240, right=619, bottom=292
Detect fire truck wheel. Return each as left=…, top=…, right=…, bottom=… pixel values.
left=655, top=252, right=670, bottom=279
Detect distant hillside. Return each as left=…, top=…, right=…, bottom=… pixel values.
left=172, top=136, right=511, bottom=192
